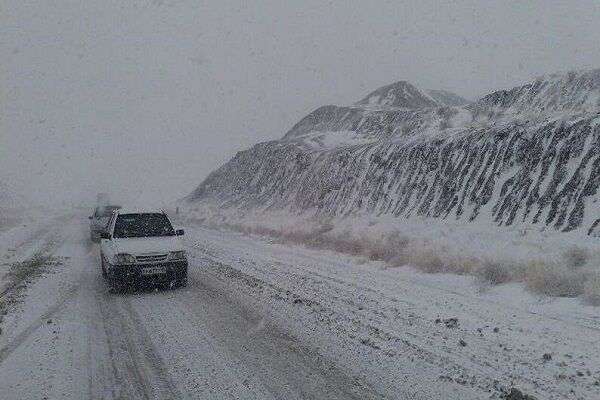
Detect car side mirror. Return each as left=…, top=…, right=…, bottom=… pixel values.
left=176, top=229, right=184, bottom=236
left=100, top=232, right=110, bottom=240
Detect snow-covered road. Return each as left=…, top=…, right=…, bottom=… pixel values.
left=0, top=215, right=599, bottom=399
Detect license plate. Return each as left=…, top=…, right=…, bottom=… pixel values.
left=141, top=266, right=166, bottom=275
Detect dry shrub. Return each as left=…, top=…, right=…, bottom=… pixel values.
left=583, top=272, right=600, bottom=306
left=287, top=226, right=412, bottom=266
left=450, top=256, right=480, bottom=275
left=525, top=260, right=585, bottom=297
left=409, top=247, right=446, bottom=273
left=317, top=232, right=364, bottom=256
left=477, top=260, right=514, bottom=286
left=366, top=232, right=409, bottom=264
left=562, top=246, right=590, bottom=269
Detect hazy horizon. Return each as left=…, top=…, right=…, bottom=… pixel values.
left=3, top=0, right=600, bottom=207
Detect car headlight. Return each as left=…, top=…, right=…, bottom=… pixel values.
left=114, top=253, right=136, bottom=264
left=168, top=250, right=186, bottom=261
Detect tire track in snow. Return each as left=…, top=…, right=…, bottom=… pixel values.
left=94, top=284, right=184, bottom=400
left=120, top=295, right=184, bottom=399
left=0, top=281, right=80, bottom=364
left=177, top=270, right=385, bottom=400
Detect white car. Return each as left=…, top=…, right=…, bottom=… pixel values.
left=100, top=208, right=188, bottom=290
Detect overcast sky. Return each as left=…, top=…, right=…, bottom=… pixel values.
left=2, top=0, right=600, bottom=207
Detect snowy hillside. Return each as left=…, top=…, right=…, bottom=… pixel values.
left=470, top=69, right=600, bottom=117
left=188, top=69, right=600, bottom=237
left=184, top=70, right=600, bottom=303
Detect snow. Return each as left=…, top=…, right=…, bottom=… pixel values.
left=290, top=130, right=378, bottom=150
left=182, top=223, right=600, bottom=399
left=0, top=209, right=66, bottom=284
left=1, top=213, right=599, bottom=399
left=181, top=204, right=600, bottom=303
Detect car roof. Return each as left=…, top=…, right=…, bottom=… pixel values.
left=94, top=204, right=120, bottom=209
left=116, top=207, right=166, bottom=215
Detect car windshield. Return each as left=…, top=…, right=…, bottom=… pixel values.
left=113, top=213, right=175, bottom=238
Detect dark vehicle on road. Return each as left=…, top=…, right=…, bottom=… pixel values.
left=89, top=205, right=121, bottom=242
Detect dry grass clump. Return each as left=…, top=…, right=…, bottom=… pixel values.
left=562, top=246, right=590, bottom=269
left=477, top=260, right=515, bottom=286
left=322, top=233, right=364, bottom=256
left=279, top=223, right=412, bottom=266
left=448, top=256, right=480, bottom=275
left=365, top=232, right=409, bottom=264
left=525, top=260, right=586, bottom=297
left=409, top=247, right=446, bottom=273
left=583, top=272, right=600, bottom=306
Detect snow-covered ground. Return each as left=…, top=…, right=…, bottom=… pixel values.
left=0, top=209, right=70, bottom=284
left=0, top=213, right=599, bottom=399
left=182, top=206, right=600, bottom=303
left=183, top=224, right=600, bottom=399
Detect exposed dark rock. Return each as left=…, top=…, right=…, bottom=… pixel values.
left=443, top=317, right=459, bottom=329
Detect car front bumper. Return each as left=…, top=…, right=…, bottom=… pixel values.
left=108, top=260, right=188, bottom=284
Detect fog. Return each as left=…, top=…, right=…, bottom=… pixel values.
left=2, top=0, right=600, bottom=207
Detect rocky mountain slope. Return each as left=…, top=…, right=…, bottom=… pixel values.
left=187, top=70, right=600, bottom=236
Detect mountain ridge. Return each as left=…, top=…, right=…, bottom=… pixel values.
left=187, top=69, right=600, bottom=236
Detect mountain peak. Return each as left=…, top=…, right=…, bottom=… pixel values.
left=356, top=81, right=469, bottom=109
left=356, top=81, right=439, bottom=109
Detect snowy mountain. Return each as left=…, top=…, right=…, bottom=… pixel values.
left=187, top=69, right=600, bottom=236
left=470, top=69, right=600, bottom=116
left=427, top=89, right=470, bottom=106
left=353, top=81, right=470, bottom=110
left=356, top=81, right=441, bottom=109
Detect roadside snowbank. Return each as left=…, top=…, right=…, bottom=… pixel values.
left=181, top=204, right=600, bottom=303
